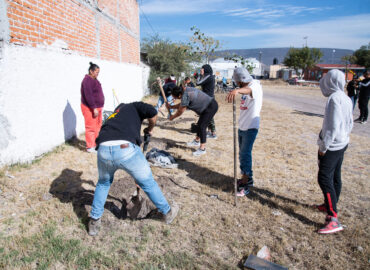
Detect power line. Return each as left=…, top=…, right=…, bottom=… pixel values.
left=138, top=2, right=157, bottom=36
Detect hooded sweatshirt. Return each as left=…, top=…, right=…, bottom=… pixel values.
left=196, top=64, right=215, bottom=97
left=317, top=69, right=353, bottom=153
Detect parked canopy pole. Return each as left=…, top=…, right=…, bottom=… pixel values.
left=233, top=96, right=238, bottom=207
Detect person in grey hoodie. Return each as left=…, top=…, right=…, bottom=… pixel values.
left=316, top=69, right=353, bottom=234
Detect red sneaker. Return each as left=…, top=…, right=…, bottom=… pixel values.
left=318, top=216, right=343, bottom=234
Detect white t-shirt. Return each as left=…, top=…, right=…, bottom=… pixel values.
left=239, top=80, right=263, bottom=130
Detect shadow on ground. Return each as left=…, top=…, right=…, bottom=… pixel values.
left=152, top=136, right=320, bottom=227
left=49, top=169, right=177, bottom=229
left=292, top=110, right=324, bottom=118
left=65, top=137, right=87, bottom=151
left=250, top=187, right=321, bottom=227
left=49, top=169, right=129, bottom=228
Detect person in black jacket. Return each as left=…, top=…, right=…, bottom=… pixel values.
left=346, top=77, right=359, bottom=111
left=88, top=102, right=179, bottom=236
left=356, top=71, right=370, bottom=124
left=196, top=64, right=217, bottom=139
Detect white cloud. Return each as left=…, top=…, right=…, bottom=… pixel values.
left=224, top=5, right=328, bottom=20
left=140, top=0, right=229, bottom=14
left=211, top=14, right=370, bottom=49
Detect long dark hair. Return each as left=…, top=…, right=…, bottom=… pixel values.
left=88, top=62, right=99, bottom=74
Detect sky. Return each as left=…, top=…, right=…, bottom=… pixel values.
left=139, top=0, right=370, bottom=50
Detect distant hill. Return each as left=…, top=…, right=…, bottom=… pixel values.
left=213, top=48, right=354, bottom=66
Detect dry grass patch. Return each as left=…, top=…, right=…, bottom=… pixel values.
left=0, top=88, right=369, bottom=269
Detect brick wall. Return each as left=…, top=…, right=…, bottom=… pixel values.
left=5, top=0, right=139, bottom=64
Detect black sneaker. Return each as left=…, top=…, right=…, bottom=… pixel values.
left=354, top=118, right=362, bottom=123
left=88, top=218, right=101, bottom=236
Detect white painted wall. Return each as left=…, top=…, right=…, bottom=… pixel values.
left=0, top=43, right=144, bottom=166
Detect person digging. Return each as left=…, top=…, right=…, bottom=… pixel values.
left=166, top=82, right=218, bottom=156
left=88, top=101, right=179, bottom=236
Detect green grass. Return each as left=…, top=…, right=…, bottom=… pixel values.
left=0, top=222, right=114, bottom=269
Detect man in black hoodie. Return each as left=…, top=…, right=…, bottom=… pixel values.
left=196, top=64, right=217, bottom=138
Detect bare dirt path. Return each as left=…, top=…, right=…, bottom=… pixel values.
left=263, top=86, right=369, bottom=138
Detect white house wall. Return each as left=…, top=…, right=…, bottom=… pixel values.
left=0, top=43, right=144, bottom=166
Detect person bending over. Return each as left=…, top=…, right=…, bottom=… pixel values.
left=88, top=102, right=179, bottom=236
left=167, top=83, right=218, bottom=156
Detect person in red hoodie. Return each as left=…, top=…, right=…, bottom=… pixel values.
left=81, top=62, right=105, bottom=153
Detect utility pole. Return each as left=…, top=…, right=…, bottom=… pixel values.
left=259, top=50, right=262, bottom=78
left=303, top=36, right=308, bottom=47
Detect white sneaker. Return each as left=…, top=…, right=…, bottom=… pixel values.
left=193, top=148, right=206, bottom=156
left=87, top=148, right=97, bottom=153
left=187, top=140, right=200, bottom=147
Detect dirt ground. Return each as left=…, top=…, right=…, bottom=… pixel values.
left=0, top=84, right=369, bottom=269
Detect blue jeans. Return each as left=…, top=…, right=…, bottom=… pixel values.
left=350, top=95, right=358, bottom=111
left=90, top=143, right=170, bottom=219
left=155, top=95, right=174, bottom=114
left=238, top=129, right=258, bottom=178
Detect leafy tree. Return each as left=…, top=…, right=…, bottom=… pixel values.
left=283, top=47, right=323, bottom=78
left=341, top=54, right=357, bottom=80
left=353, top=43, right=370, bottom=68
left=141, top=35, right=195, bottom=93
left=189, top=26, right=221, bottom=64
left=224, top=54, right=255, bottom=74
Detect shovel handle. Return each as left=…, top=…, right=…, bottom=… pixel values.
left=156, top=77, right=172, bottom=116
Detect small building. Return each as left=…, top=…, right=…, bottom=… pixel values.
left=278, top=68, right=297, bottom=81
left=304, top=64, right=366, bottom=81
left=210, top=57, right=264, bottom=80
left=269, top=64, right=286, bottom=79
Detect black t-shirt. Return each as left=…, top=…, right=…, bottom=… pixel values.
left=162, top=82, right=176, bottom=97
left=96, top=102, right=157, bottom=147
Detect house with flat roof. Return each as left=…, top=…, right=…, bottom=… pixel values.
left=304, top=64, right=366, bottom=81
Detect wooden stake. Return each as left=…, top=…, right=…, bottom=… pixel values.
left=233, top=96, right=238, bottom=207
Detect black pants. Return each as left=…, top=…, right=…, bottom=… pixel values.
left=197, top=99, right=218, bottom=144
left=208, top=118, right=216, bottom=133
left=358, top=96, right=369, bottom=121
left=317, top=145, right=347, bottom=217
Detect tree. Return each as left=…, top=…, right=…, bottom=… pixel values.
left=224, top=54, right=255, bottom=74
left=141, top=35, right=195, bottom=93
left=283, top=47, right=323, bottom=78
left=341, top=54, right=357, bottom=80
left=189, top=26, right=221, bottom=64
left=353, top=43, right=370, bottom=68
